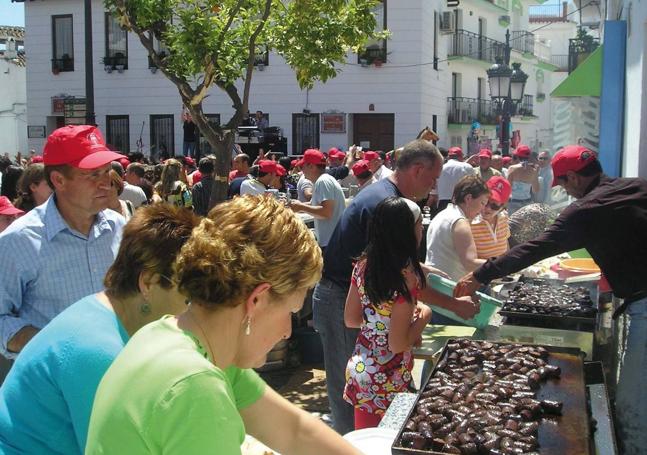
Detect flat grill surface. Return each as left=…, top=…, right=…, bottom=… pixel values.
left=392, top=340, right=591, bottom=455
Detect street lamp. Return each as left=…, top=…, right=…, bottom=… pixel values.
left=486, top=29, right=528, bottom=156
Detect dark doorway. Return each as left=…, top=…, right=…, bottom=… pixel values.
left=352, top=113, right=395, bottom=152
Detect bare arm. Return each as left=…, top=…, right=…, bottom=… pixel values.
left=453, top=219, right=485, bottom=272
left=241, top=387, right=363, bottom=455
left=291, top=199, right=335, bottom=220
left=389, top=301, right=432, bottom=354
left=7, top=326, right=39, bottom=353
left=344, top=282, right=363, bottom=328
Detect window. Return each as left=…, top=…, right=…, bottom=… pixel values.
left=292, top=113, right=320, bottom=155
left=106, top=115, right=130, bottom=153
left=254, top=45, right=269, bottom=67
left=52, top=15, right=74, bottom=72
left=148, top=36, right=169, bottom=69
left=198, top=114, right=221, bottom=156
left=105, top=13, right=128, bottom=70
left=150, top=115, right=174, bottom=162
left=358, top=0, right=386, bottom=65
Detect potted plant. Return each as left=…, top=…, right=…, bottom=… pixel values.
left=61, top=53, right=72, bottom=71
left=114, top=52, right=126, bottom=73
left=373, top=58, right=383, bottom=67
left=101, top=56, right=114, bottom=73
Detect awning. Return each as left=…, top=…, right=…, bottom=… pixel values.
left=551, top=45, right=603, bottom=97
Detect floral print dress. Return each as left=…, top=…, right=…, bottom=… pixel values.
left=343, top=260, right=415, bottom=415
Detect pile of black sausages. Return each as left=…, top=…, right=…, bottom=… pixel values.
left=397, top=339, right=563, bottom=454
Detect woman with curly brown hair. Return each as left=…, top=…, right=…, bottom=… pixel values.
left=87, top=196, right=361, bottom=455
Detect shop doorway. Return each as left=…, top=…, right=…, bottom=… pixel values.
left=352, top=113, right=394, bottom=152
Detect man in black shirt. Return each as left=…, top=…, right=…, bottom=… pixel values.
left=191, top=157, right=216, bottom=216
left=455, top=145, right=647, bottom=454
left=182, top=112, right=197, bottom=158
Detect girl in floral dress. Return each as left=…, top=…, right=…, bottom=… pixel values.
left=343, top=197, right=432, bottom=429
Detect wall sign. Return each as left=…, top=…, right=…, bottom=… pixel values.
left=321, top=113, right=346, bottom=133
left=27, top=126, right=46, bottom=138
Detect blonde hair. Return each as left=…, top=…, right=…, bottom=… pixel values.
left=159, top=159, right=182, bottom=199
left=174, top=195, right=323, bottom=309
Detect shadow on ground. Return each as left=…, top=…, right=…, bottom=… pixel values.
left=259, top=362, right=329, bottom=413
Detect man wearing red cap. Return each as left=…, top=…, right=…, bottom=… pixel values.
left=240, top=159, right=277, bottom=196
left=474, top=148, right=501, bottom=183
left=436, top=146, right=475, bottom=211
left=454, top=145, right=647, bottom=454
left=0, top=196, right=24, bottom=234
left=350, top=159, right=375, bottom=193
left=363, top=150, right=392, bottom=181
left=0, top=125, right=126, bottom=361
left=291, top=149, right=346, bottom=249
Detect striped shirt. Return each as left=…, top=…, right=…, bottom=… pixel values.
left=470, top=212, right=510, bottom=260
left=0, top=196, right=124, bottom=358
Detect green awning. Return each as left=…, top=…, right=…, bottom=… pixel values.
left=551, top=45, right=603, bottom=97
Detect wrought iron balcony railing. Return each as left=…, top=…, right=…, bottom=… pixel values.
left=511, top=31, right=535, bottom=55
left=447, top=97, right=497, bottom=125
left=448, top=29, right=506, bottom=64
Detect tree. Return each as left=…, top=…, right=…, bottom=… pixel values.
left=106, top=0, right=384, bottom=206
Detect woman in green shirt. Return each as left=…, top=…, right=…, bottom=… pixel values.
left=86, top=195, right=362, bottom=455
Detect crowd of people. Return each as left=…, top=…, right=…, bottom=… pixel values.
left=0, top=123, right=645, bottom=454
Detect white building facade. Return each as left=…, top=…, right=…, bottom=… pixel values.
left=0, top=26, right=27, bottom=157
left=19, top=0, right=562, bottom=159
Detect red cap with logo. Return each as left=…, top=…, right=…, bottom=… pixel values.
left=258, top=159, right=278, bottom=174
left=298, top=149, right=327, bottom=167
left=513, top=144, right=531, bottom=158
left=0, top=196, right=25, bottom=216
left=352, top=159, right=370, bottom=176
left=43, top=125, right=124, bottom=169
left=363, top=151, right=379, bottom=162
left=448, top=146, right=463, bottom=159
left=551, top=145, right=598, bottom=186
left=487, top=176, right=512, bottom=205
left=478, top=148, right=492, bottom=159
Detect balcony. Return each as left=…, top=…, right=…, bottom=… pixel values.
left=449, top=30, right=506, bottom=64
left=51, top=55, right=73, bottom=73
left=447, top=97, right=497, bottom=125
left=511, top=31, right=535, bottom=55
left=358, top=46, right=387, bottom=65
left=529, top=3, right=569, bottom=23
left=550, top=54, right=569, bottom=71
left=518, top=95, right=534, bottom=117
left=568, top=36, right=600, bottom=73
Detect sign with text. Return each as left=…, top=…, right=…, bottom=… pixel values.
left=64, top=98, right=87, bottom=125
left=321, top=113, right=346, bottom=134
left=27, top=126, right=46, bottom=138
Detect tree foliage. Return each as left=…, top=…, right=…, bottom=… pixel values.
left=105, top=0, right=384, bottom=205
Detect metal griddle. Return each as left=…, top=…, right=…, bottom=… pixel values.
left=391, top=339, right=592, bottom=455
left=498, top=277, right=598, bottom=332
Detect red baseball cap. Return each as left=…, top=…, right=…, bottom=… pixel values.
left=352, top=159, right=370, bottom=176
left=478, top=148, right=492, bottom=159
left=0, top=196, right=24, bottom=216
left=31, top=156, right=44, bottom=164
left=43, top=125, right=124, bottom=169
left=487, top=176, right=512, bottom=205
left=183, top=157, right=196, bottom=167
left=363, top=151, right=380, bottom=162
left=299, top=149, right=327, bottom=166
left=258, top=159, right=278, bottom=174
left=118, top=157, right=131, bottom=169
left=502, top=156, right=512, bottom=165
left=276, top=164, right=287, bottom=177
left=290, top=159, right=298, bottom=168
left=448, top=147, right=463, bottom=159
left=551, top=145, right=598, bottom=186
left=513, top=144, right=531, bottom=158
left=191, top=170, right=202, bottom=184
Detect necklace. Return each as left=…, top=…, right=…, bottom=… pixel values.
left=186, top=304, right=216, bottom=364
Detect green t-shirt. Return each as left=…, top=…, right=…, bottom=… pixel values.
left=85, top=316, right=266, bottom=454
left=475, top=166, right=502, bottom=182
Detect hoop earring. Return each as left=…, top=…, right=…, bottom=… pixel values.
left=245, top=317, right=251, bottom=336
left=140, top=302, right=151, bottom=315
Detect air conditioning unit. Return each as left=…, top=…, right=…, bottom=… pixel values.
left=440, top=11, right=455, bottom=34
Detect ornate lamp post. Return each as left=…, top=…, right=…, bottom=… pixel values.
left=487, top=30, right=528, bottom=156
